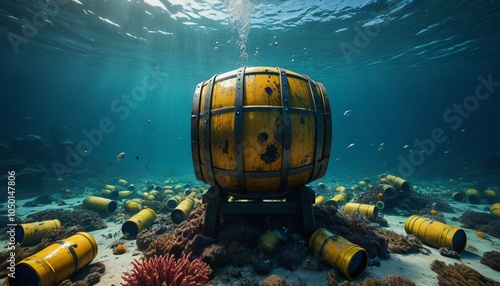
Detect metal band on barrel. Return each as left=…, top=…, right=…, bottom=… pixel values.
left=278, top=67, right=291, bottom=191
left=235, top=67, right=246, bottom=193
left=203, top=76, right=216, bottom=185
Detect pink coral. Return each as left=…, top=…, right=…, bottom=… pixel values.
left=121, top=252, right=212, bottom=286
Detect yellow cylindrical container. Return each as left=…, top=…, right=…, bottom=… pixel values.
left=100, top=189, right=119, bottom=199
left=484, top=189, right=496, bottom=204
left=83, top=196, right=117, bottom=213
left=9, top=232, right=98, bottom=286
left=121, top=208, right=157, bottom=238
left=343, top=203, right=378, bottom=219
left=124, top=200, right=142, bottom=213
left=315, top=195, right=326, bottom=205
left=335, top=186, right=346, bottom=193
left=117, top=190, right=133, bottom=199
left=490, top=203, right=500, bottom=217
left=404, top=215, right=467, bottom=253
left=374, top=184, right=396, bottom=199
left=15, top=219, right=62, bottom=246
left=127, top=183, right=136, bottom=191
left=375, top=201, right=385, bottom=210
left=104, top=184, right=117, bottom=191
left=382, top=175, right=409, bottom=192
left=192, top=66, right=332, bottom=198
left=257, top=230, right=285, bottom=252
left=309, top=228, right=368, bottom=280
left=452, top=191, right=465, bottom=202
left=166, top=195, right=182, bottom=210
left=466, top=188, right=480, bottom=204
left=118, top=179, right=128, bottom=186
left=332, top=193, right=347, bottom=206
left=171, top=198, right=195, bottom=224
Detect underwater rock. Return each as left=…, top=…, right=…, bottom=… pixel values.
left=485, top=220, right=500, bottom=239
left=24, top=209, right=106, bottom=232
left=459, top=211, right=497, bottom=230
left=185, top=234, right=215, bottom=256
left=217, top=221, right=262, bottom=243
left=136, top=224, right=170, bottom=251
left=200, top=244, right=229, bottom=268
left=9, top=135, right=46, bottom=160
left=252, top=255, right=273, bottom=275
left=438, top=247, right=461, bottom=259
left=480, top=251, right=500, bottom=272
left=278, top=238, right=308, bottom=271
left=326, top=269, right=340, bottom=286
left=260, top=274, right=286, bottom=286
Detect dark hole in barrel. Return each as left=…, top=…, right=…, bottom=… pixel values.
left=264, top=86, right=273, bottom=96
left=260, top=144, right=279, bottom=164
left=258, top=132, right=268, bottom=142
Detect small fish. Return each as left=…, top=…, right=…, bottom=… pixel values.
left=379, top=143, right=385, bottom=147
left=461, top=129, right=466, bottom=132
left=377, top=147, right=383, bottom=151
left=335, top=157, right=340, bottom=162
left=403, top=144, right=409, bottom=149
left=148, top=119, right=151, bottom=123
left=117, top=152, right=125, bottom=161
left=347, top=143, right=355, bottom=148
left=136, top=155, right=139, bottom=160
left=343, top=110, right=352, bottom=116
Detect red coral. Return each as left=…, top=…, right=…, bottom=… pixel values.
left=121, top=252, right=212, bottom=286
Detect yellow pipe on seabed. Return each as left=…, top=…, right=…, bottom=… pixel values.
left=324, top=193, right=348, bottom=208
left=466, top=188, right=480, bottom=204
left=171, top=198, right=195, bottom=224
left=100, top=188, right=119, bottom=199
left=9, top=232, right=98, bottom=286
left=343, top=203, right=378, bottom=219
left=124, top=200, right=142, bottom=213
left=315, top=195, right=326, bottom=205
left=83, top=196, right=117, bottom=213
left=374, top=184, right=396, bottom=199
left=404, top=215, right=467, bottom=253
left=375, top=201, right=385, bottom=210
left=121, top=208, right=157, bottom=239
left=484, top=189, right=497, bottom=204
left=452, top=191, right=465, bottom=202
left=257, top=230, right=285, bottom=252
left=117, top=190, right=133, bottom=199
left=15, top=219, right=62, bottom=246
left=166, top=195, right=183, bottom=210
left=381, top=175, right=410, bottom=192
left=490, top=203, right=500, bottom=217
left=309, top=228, right=368, bottom=280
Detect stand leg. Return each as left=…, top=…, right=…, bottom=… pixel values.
left=298, top=185, right=316, bottom=238
left=202, top=186, right=220, bottom=237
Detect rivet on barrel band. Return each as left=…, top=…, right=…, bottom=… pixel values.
left=191, top=83, right=203, bottom=181
left=306, top=76, right=325, bottom=181
left=203, top=76, right=216, bottom=185
left=234, top=67, right=246, bottom=193
left=278, top=67, right=291, bottom=191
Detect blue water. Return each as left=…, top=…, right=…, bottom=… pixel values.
left=1, top=0, right=500, bottom=187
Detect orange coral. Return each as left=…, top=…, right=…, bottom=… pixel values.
left=121, top=252, right=212, bottom=286
left=113, top=244, right=127, bottom=255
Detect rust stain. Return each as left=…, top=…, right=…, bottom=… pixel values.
left=260, top=143, right=279, bottom=164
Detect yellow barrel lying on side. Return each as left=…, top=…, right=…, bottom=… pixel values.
left=9, top=232, right=98, bottom=286
left=171, top=198, right=195, bottom=224
left=122, top=208, right=156, bottom=238
left=343, top=203, right=378, bottom=219
left=83, top=196, right=117, bottom=213
left=381, top=175, right=409, bottom=192
left=309, top=228, right=368, bottom=280
left=404, top=215, right=467, bottom=253
left=490, top=203, right=500, bottom=217
left=15, top=219, right=62, bottom=246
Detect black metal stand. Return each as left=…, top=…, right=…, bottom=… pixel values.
left=202, top=184, right=316, bottom=239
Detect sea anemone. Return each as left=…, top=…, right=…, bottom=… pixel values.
left=121, top=252, right=212, bottom=286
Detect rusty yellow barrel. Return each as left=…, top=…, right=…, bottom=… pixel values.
left=15, top=219, right=62, bottom=246
left=122, top=208, right=156, bottom=238
left=83, top=196, right=117, bottom=213
left=374, top=184, right=396, bottom=199
left=191, top=66, right=332, bottom=198
left=9, top=232, right=97, bottom=286
left=404, top=215, right=467, bottom=253
left=343, top=203, right=378, bottom=219
left=309, top=228, right=368, bottom=280
left=466, top=188, right=480, bottom=204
